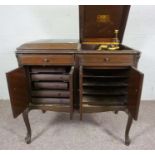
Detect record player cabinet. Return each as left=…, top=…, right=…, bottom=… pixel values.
left=6, top=5, right=144, bottom=145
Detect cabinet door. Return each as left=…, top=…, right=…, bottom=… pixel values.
left=6, top=67, right=29, bottom=118
left=128, top=67, right=144, bottom=120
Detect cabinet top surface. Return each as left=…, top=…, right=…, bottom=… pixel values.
left=17, top=39, right=79, bottom=50
left=16, top=39, right=140, bottom=55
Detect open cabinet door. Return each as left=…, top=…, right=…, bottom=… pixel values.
left=128, top=67, right=144, bottom=120
left=6, top=67, right=30, bottom=118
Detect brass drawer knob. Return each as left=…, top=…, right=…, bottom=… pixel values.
left=104, top=57, right=110, bottom=62
left=44, top=58, right=49, bottom=62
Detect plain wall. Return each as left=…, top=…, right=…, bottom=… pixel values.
left=0, top=5, right=155, bottom=100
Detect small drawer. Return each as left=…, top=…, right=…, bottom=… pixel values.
left=79, top=54, right=134, bottom=66
left=18, top=54, right=74, bottom=65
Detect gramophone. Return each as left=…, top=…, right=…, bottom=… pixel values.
left=97, top=29, right=120, bottom=51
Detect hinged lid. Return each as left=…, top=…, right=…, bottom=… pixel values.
left=79, top=5, right=130, bottom=44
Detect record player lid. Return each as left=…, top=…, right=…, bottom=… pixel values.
left=79, top=5, right=130, bottom=44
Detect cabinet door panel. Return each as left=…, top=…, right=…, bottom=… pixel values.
left=128, top=67, right=144, bottom=120
left=6, top=67, right=29, bottom=118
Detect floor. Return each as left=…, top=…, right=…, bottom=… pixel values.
left=0, top=100, right=155, bottom=150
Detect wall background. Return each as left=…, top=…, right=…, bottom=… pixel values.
left=0, top=5, right=155, bottom=100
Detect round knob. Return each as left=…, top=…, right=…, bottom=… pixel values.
left=44, top=58, right=49, bottom=62
left=104, top=57, right=110, bottom=62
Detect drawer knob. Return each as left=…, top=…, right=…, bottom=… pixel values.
left=44, top=58, right=49, bottom=62
left=104, top=57, right=110, bottom=62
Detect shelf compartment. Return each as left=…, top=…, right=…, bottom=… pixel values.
left=83, top=82, right=128, bottom=87
left=31, top=74, right=69, bottom=82
left=31, top=98, right=70, bottom=104
left=30, top=66, right=66, bottom=74
left=30, top=103, right=71, bottom=112
left=83, top=68, right=129, bottom=77
left=31, top=90, right=70, bottom=98
left=83, top=88, right=127, bottom=95
left=83, top=75, right=128, bottom=78
left=82, top=104, right=126, bottom=113
left=83, top=77, right=128, bottom=84
left=82, top=95, right=127, bottom=106
left=33, top=82, right=68, bottom=90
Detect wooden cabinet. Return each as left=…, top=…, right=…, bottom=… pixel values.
left=6, top=5, right=144, bottom=145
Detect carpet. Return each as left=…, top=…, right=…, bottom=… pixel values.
left=0, top=100, right=155, bottom=150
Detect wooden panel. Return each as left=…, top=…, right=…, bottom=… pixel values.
left=17, top=39, right=78, bottom=50
left=79, top=5, right=130, bottom=43
left=30, top=66, right=66, bottom=73
left=18, top=54, right=74, bottom=65
left=31, top=90, right=70, bottom=98
left=33, top=82, right=68, bottom=90
left=127, top=67, right=144, bottom=120
left=31, top=74, right=69, bottom=81
left=31, top=98, right=70, bottom=104
left=82, top=104, right=126, bottom=113
left=6, top=67, right=29, bottom=118
left=30, top=104, right=70, bottom=112
left=79, top=54, right=134, bottom=66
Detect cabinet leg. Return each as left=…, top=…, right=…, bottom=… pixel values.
left=125, top=113, right=133, bottom=146
left=22, top=108, right=31, bottom=144
left=114, top=111, right=118, bottom=114
left=42, top=110, right=46, bottom=113
left=70, top=112, right=73, bottom=120
left=80, top=109, right=82, bottom=120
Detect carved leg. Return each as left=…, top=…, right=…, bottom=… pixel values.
left=22, top=108, right=31, bottom=144
left=80, top=108, right=82, bottom=120
left=42, top=110, right=46, bottom=113
left=114, top=111, right=118, bottom=114
left=70, top=107, right=73, bottom=120
left=70, top=112, right=73, bottom=120
left=125, top=113, right=133, bottom=146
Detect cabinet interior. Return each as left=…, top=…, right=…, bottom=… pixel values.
left=81, top=67, right=130, bottom=106
left=81, top=44, right=132, bottom=51
left=28, top=66, right=72, bottom=106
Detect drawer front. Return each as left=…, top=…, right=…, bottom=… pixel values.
left=18, top=54, right=74, bottom=65
left=79, top=54, right=134, bottom=66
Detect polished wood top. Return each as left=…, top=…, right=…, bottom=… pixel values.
left=17, top=39, right=79, bottom=50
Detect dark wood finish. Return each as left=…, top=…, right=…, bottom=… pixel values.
left=30, top=103, right=71, bottom=112
left=17, top=39, right=78, bottom=50
left=125, top=112, right=133, bottom=145
left=22, top=108, right=31, bottom=144
left=79, top=5, right=130, bottom=43
left=33, top=82, right=68, bottom=90
left=31, top=74, right=69, bottom=81
left=69, top=66, right=74, bottom=120
left=128, top=67, right=144, bottom=120
left=79, top=66, right=83, bottom=120
left=18, top=54, right=74, bottom=65
left=79, top=54, right=134, bottom=66
left=6, top=5, right=144, bottom=145
left=31, top=90, right=70, bottom=98
left=6, top=67, right=29, bottom=118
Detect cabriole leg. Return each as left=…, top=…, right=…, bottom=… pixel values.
left=42, top=110, right=46, bottom=113
left=125, top=112, right=133, bottom=146
left=70, top=112, right=73, bottom=120
left=114, top=111, right=118, bottom=114
left=22, top=108, right=31, bottom=144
